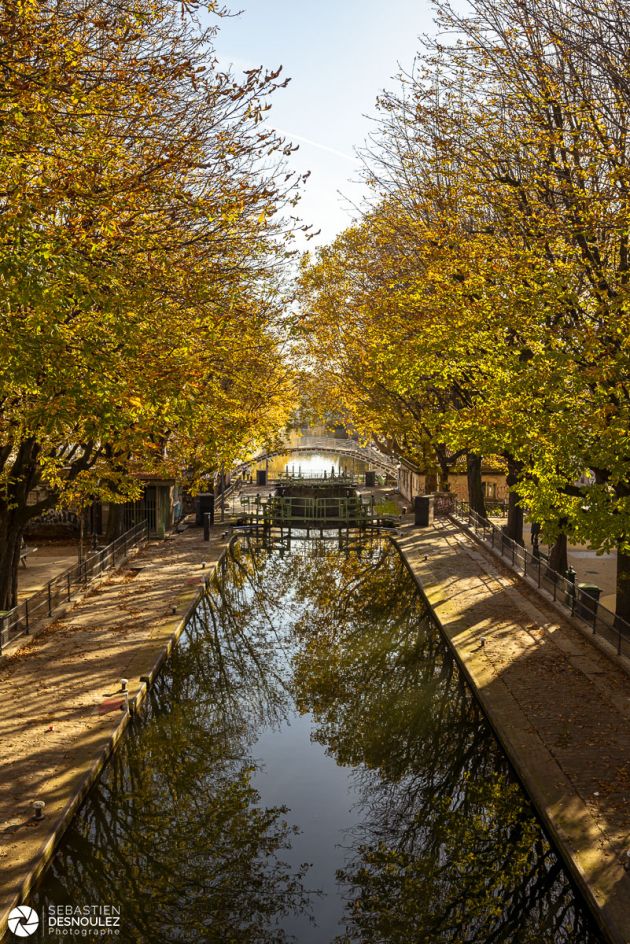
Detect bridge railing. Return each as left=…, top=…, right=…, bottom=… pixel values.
left=453, top=503, right=630, bottom=661
left=238, top=437, right=398, bottom=478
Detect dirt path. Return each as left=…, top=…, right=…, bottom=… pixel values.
left=398, top=518, right=630, bottom=944
left=0, top=522, right=227, bottom=939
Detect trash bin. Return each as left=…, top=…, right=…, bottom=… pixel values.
left=414, top=495, right=434, bottom=527
left=576, top=583, right=602, bottom=621
left=256, top=469, right=267, bottom=487
left=365, top=470, right=376, bottom=487
left=195, top=493, right=214, bottom=527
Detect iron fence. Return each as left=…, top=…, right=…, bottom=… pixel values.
left=454, top=498, right=509, bottom=518
left=453, top=504, right=630, bottom=661
left=271, top=472, right=363, bottom=484
left=0, top=520, right=148, bottom=655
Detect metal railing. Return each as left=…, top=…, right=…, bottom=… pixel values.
left=240, top=437, right=398, bottom=478
left=0, top=521, right=148, bottom=655
left=227, top=494, right=400, bottom=532
left=454, top=498, right=509, bottom=518
left=453, top=504, right=630, bottom=661
left=271, top=472, right=363, bottom=484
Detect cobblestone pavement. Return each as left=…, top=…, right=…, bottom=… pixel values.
left=398, top=518, right=630, bottom=944
left=0, top=523, right=227, bottom=939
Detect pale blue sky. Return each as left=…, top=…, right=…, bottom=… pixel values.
left=212, top=1, right=440, bottom=246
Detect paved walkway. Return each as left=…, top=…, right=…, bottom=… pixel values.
left=17, top=543, right=78, bottom=602
left=398, top=518, right=630, bottom=944
left=0, top=523, right=227, bottom=939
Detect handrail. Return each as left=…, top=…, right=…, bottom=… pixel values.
left=453, top=503, right=630, bottom=661
left=0, top=520, right=148, bottom=655
left=272, top=472, right=360, bottom=483
left=238, top=437, right=398, bottom=477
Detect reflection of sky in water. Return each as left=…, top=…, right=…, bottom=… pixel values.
left=28, top=538, right=604, bottom=944
left=252, top=712, right=360, bottom=943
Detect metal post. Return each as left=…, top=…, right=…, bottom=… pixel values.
left=203, top=512, right=210, bottom=542
left=78, top=509, right=84, bottom=567
left=24, top=598, right=29, bottom=634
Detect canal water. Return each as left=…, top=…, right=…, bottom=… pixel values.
left=252, top=430, right=371, bottom=480
left=28, top=535, right=603, bottom=943
left=256, top=452, right=369, bottom=479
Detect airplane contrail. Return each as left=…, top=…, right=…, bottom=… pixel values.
left=276, top=129, right=359, bottom=163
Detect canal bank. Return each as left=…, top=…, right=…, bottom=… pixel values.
left=0, top=522, right=228, bottom=941
left=24, top=530, right=605, bottom=943
left=396, top=518, right=630, bottom=944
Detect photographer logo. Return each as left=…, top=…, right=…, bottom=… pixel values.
left=8, top=906, right=39, bottom=938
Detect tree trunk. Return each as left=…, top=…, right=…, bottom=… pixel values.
left=0, top=438, right=42, bottom=611
left=505, top=457, right=524, bottom=545
left=615, top=547, right=630, bottom=628
left=425, top=472, right=438, bottom=493
left=0, top=509, right=24, bottom=611
left=466, top=452, right=487, bottom=519
left=434, top=444, right=451, bottom=492
left=548, top=533, right=568, bottom=574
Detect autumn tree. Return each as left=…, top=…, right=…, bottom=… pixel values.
left=0, top=0, right=300, bottom=608
left=299, top=0, right=630, bottom=623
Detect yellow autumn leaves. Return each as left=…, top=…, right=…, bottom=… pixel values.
left=298, top=0, right=630, bottom=620
left=0, top=0, right=297, bottom=606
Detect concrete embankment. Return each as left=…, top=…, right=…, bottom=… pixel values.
left=0, top=522, right=227, bottom=940
left=396, top=518, right=630, bottom=944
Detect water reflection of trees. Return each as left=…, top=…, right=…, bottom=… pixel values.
left=30, top=544, right=312, bottom=944
left=288, top=540, right=601, bottom=944
left=31, top=535, right=601, bottom=944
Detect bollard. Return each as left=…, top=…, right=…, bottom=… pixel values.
left=120, top=678, right=128, bottom=692
left=203, top=513, right=210, bottom=542
left=33, top=801, right=45, bottom=821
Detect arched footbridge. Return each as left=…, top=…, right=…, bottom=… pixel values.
left=240, top=436, right=399, bottom=478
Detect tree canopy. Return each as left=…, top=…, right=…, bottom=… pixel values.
left=298, top=0, right=630, bottom=622
left=0, top=0, right=301, bottom=606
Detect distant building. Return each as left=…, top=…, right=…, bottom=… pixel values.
left=105, top=477, right=184, bottom=538
left=397, top=456, right=508, bottom=504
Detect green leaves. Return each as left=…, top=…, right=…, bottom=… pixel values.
left=0, top=0, right=300, bottom=604
left=298, top=0, right=630, bottom=614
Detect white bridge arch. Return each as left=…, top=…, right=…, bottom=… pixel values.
left=242, top=436, right=398, bottom=478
